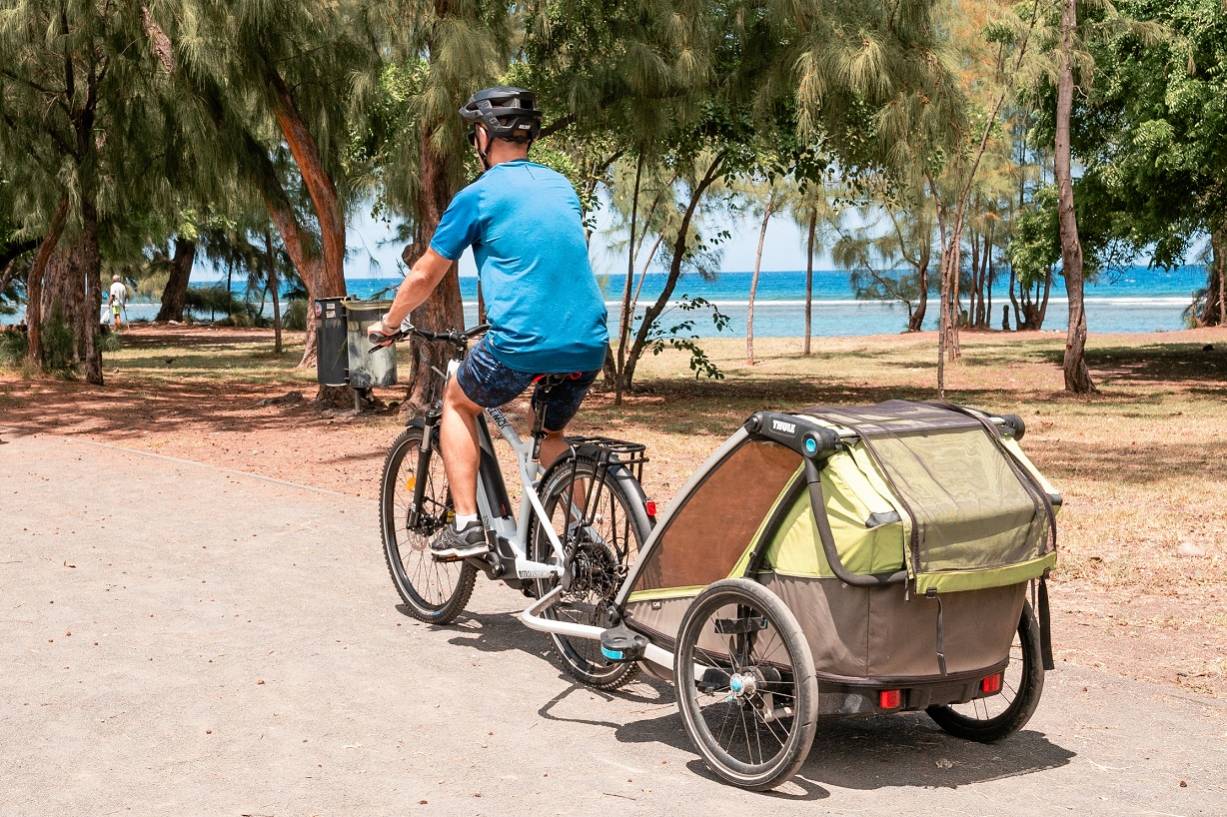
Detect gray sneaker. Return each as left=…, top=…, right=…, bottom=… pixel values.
left=430, top=521, right=488, bottom=560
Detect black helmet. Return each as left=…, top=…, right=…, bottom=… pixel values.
left=459, top=87, right=542, bottom=142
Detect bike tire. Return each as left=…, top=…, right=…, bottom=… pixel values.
left=926, top=600, right=1045, bottom=742
left=674, top=578, right=819, bottom=790
left=532, top=455, right=650, bottom=690
left=380, top=425, right=476, bottom=624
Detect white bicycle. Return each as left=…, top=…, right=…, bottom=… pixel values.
left=376, top=323, right=654, bottom=689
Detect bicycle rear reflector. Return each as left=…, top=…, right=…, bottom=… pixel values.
left=878, top=689, right=901, bottom=710
left=980, top=673, right=1003, bottom=694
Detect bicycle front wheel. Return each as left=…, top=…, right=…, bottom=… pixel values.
left=380, top=425, right=476, bottom=624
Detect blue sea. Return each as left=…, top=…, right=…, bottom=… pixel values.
left=5, top=266, right=1212, bottom=336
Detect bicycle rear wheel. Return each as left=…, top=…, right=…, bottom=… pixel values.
left=380, top=425, right=476, bottom=624
left=532, top=455, right=650, bottom=690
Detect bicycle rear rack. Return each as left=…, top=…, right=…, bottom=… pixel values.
left=556, top=436, right=649, bottom=565
left=565, top=435, right=648, bottom=484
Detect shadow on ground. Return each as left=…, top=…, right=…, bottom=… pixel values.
left=405, top=606, right=1076, bottom=799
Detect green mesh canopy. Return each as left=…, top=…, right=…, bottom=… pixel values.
left=620, top=401, right=1059, bottom=682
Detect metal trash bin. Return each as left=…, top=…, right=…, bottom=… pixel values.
left=314, top=296, right=348, bottom=387
left=343, top=299, right=398, bottom=389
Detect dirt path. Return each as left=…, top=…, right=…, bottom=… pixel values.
left=2, top=431, right=1224, bottom=816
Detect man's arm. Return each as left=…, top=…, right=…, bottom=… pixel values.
left=372, top=248, right=454, bottom=334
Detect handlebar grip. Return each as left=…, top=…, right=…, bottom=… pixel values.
left=368, top=329, right=395, bottom=350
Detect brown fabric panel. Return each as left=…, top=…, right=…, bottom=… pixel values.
left=868, top=582, right=1025, bottom=677
left=763, top=575, right=1026, bottom=680
left=627, top=592, right=814, bottom=671
left=631, top=441, right=800, bottom=593
left=627, top=578, right=1026, bottom=683
left=763, top=573, right=868, bottom=677
left=623, top=597, right=693, bottom=646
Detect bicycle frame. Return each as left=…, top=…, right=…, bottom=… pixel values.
left=409, top=348, right=680, bottom=673
left=416, top=359, right=569, bottom=583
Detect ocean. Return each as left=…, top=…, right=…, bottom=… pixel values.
left=4, top=266, right=1211, bottom=336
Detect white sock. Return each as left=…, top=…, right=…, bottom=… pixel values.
left=454, top=513, right=478, bottom=532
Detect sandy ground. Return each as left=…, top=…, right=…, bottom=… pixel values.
left=3, top=432, right=1225, bottom=816
left=2, top=324, right=1225, bottom=699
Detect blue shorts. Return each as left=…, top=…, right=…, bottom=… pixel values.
left=456, top=337, right=599, bottom=431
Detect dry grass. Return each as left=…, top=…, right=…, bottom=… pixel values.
left=2, top=324, right=1225, bottom=695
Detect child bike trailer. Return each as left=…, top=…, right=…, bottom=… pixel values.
left=616, top=400, right=1059, bottom=789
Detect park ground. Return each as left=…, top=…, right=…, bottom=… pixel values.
left=1, top=323, right=1225, bottom=705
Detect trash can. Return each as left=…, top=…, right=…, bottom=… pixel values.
left=315, top=296, right=348, bottom=387
left=343, top=299, right=398, bottom=389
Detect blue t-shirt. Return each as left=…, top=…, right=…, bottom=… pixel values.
left=429, top=160, right=609, bottom=373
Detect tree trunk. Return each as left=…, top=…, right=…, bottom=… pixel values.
left=981, top=224, right=991, bottom=326
left=1220, top=231, right=1226, bottom=326
left=615, top=153, right=643, bottom=405
left=804, top=210, right=816, bottom=355
left=1204, top=226, right=1227, bottom=326
left=1038, top=268, right=1052, bottom=328
left=156, top=237, right=196, bottom=322
left=265, top=230, right=282, bottom=354
left=79, top=196, right=103, bottom=385
left=195, top=76, right=329, bottom=372
left=402, top=125, right=464, bottom=410
left=746, top=199, right=775, bottom=365
left=624, top=153, right=725, bottom=390
left=39, top=247, right=83, bottom=370
left=969, top=226, right=980, bottom=328
left=1008, top=266, right=1021, bottom=330
left=909, top=240, right=930, bottom=332
left=263, top=62, right=347, bottom=369
left=1055, top=0, right=1094, bottom=393
left=25, top=195, right=69, bottom=366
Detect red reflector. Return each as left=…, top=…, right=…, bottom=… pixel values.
left=980, top=673, right=1003, bottom=694
left=645, top=500, right=657, bottom=517
left=878, top=689, right=901, bottom=709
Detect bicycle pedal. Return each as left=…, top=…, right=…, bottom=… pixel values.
left=600, top=624, right=647, bottom=663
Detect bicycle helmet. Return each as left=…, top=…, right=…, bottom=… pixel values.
left=458, top=87, right=542, bottom=143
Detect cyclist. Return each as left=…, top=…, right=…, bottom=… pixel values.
left=369, top=87, right=609, bottom=561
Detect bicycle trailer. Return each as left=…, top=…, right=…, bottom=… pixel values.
left=522, top=399, right=1060, bottom=789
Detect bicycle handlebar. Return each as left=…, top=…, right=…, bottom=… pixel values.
left=368, top=322, right=489, bottom=351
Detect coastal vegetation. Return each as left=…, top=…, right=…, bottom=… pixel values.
left=1, top=0, right=1224, bottom=401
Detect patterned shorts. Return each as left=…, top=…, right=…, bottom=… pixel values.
left=456, top=337, right=598, bottom=431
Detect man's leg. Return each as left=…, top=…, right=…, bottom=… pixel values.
left=429, top=340, right=533, bottom=560
left=438, top=374, right=482, bottom=517
left=537, top=429, right=569, bottom=469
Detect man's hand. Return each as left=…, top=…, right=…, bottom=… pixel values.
left=368, top=321, right=397, bottom=350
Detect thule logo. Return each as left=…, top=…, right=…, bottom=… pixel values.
left=771, top=419, right=797, bottom=435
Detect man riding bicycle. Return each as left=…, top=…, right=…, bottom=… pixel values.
left=369, top=87, right=609, bottom=562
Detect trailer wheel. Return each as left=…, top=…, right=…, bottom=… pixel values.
left=927, top=600, right=1045, bottom=742
left=674, top=578, right=818, bottom=790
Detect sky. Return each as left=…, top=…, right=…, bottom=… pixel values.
left=297, top=196, right=840, bottom=283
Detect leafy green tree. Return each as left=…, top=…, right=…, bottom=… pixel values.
left=741, top=173, right=788, bottom=365
left=1054, top=0, right=1095, bottom=392
left=0, top=2, right=169, bottom=382
left=787, top=175, right=842, bottom=354
left=1071, top=0, right=1227, bottom=326
left=834, top=176, right=936, bottom=332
